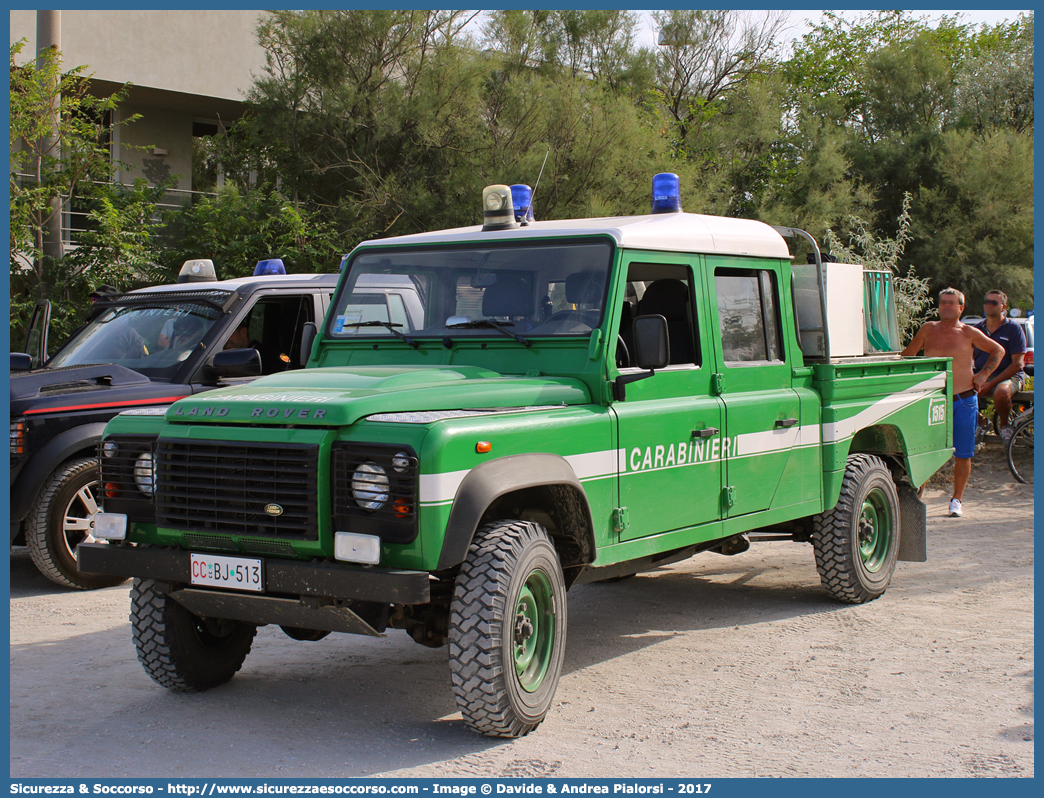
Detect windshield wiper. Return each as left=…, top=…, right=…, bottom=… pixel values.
left=446, top=319, right=531, bottom=348
left=351, top=320, right=420, bottom=349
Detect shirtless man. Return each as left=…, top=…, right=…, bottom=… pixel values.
left=902, top=288, right=1004, bottom=518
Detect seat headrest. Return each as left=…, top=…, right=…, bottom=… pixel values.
left=565, top=271, right=603, bottom=306
left=482, top=275, right=533, bottom=318
left=638, top=279, right=689, bottom=321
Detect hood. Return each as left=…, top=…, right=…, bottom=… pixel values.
left=164, top=365, right=591, bottom=426
left=9, top=364, right=190, bottom=418
left=10, top=363, right=152, bottom=402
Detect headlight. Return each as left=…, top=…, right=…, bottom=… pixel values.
left=133, top=452, right=155, bottom=496
left=351, top=461, right=389, bottom=510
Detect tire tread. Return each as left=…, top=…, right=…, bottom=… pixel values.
left=448, top=521, right=563, bottom=738
left=812, top=454, right=898, bottom=605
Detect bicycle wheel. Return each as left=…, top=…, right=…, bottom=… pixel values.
left=1006, top=412, right=1034, bottom=484
left=994, top=397, right=1032, bottom=435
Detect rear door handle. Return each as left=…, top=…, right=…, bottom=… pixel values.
left=774, top=418, right=798, bottom=429
left=693, top=427, right=719, bottom=438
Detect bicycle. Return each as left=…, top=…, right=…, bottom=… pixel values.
left=975, top=388, right=1033, bottom=450
left=1006, top=393, right=1033, bottom=484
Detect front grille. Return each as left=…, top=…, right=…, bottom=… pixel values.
left=156, top=439, right=319, bottom=539
left=332, top=443, right=419, bottom=544
left=98, top=436, right=156, bottom=521
left=182, top=533, right=239, bottom=552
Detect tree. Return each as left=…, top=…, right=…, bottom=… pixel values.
left=154, top=185, right=342, bottom=279
left=782, top=12, right=1034, bottom=309
left=824, top=193, right=932, bottom=344
left=952, top=14, right=1033, bottom=135
left=651, top=10, right=787, bottom=146
left=9, top=40, right=166, bottom=348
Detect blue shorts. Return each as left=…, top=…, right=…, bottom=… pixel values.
left=953, top=393, right=978, bottom=459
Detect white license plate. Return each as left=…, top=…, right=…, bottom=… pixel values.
left=189, top=553, right=263, bottom=592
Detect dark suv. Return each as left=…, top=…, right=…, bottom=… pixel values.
left=10, top=270, right=338, bottom=588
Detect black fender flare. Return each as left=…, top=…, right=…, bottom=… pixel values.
left=9, top=422, right=107, bottom=524
left=435, top=453, right=595, bottom=571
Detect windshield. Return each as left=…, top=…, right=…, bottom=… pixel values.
left=329, top=240, right=614, bottom=341
left=46, top=302, right=222, bottom=379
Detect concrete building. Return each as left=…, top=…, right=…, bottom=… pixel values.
left=10, top=9, right=269, bottom=243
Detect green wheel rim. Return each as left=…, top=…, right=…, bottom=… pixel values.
left=513, top=569, right=556, bottom=693
left=857, top=488, right=893, bottom=573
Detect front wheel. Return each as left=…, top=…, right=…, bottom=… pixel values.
left=812, top=454, right=900, bottom=604
left=130, top=578, right=256, bottom=691
left=27, top=457, right=127, bottom=590
left=449, top=520, right=567, bottom=738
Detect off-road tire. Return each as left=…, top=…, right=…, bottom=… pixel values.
left=812, top=454, right=900, bottom=604
left=130, top=578, right=256, bottom=692
left=449, top=520, right=567, bottom=738
left=27, top=457, right=126, bottom=590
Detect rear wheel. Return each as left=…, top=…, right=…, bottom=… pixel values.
left=449, top=520, right=567, bottom=738
left=27, top=457, right=126, bottom=590
left=130, top=578, right=256, bottom=691
left=1006, top=412, right=1034, bottom=484
left=813, top=454, right=900, bottom=604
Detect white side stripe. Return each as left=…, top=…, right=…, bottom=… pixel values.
left=734, top=424, right=821, bottom=457
left=822, top=372, right=945, bottom=443
left=419, top=449, right=624, bottom=506
left=417, top=377, right=943, bottom=504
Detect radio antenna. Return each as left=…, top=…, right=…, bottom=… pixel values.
left=529, top=146, right=551, bottom=217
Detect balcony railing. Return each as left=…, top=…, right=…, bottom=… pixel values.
left=12, top=174, right=217, bottom=249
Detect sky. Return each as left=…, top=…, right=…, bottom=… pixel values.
left=632, top=9, right=1030, bottom=49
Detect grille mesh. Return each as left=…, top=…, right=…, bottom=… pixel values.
left=156, top=439, right=319, bottom=539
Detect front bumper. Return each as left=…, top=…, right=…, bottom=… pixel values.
left=76, top=542, right=431, bottom=604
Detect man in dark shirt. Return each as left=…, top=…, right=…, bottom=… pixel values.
left=973, top=289, right=1027, bottom=441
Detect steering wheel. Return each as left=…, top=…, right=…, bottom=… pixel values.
left=615, top=334, right=630, bottom=369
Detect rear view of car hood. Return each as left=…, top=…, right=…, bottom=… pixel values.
left=163, top=365, right=591, bottom=426
left=10, top=364, right=151, bottom=402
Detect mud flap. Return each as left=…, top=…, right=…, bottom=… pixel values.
left=896, top=483, right=927, bottom=562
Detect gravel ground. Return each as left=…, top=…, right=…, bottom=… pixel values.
left=9, top=441, right=1033, bottom=778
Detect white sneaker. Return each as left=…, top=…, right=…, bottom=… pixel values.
left=1000, top=426, right=1014, bottom=444
left=948, top=498, right=963, bottom=517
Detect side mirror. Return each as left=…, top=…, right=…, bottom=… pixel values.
left=11, top=352, right=33, bottom=372
left=300, top=322, right=317, bottom=367
left=204, top=348, right=261, bottom=380
left=612, top=315, right=669, bottom=401
left=633, top=315, right=670, bottom=370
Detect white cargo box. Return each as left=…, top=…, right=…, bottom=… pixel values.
left=792, top=261, right=866, bottom=358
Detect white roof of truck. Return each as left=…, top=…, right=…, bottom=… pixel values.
left=128, top=273, right=337, bottom=295
left=358, top=212, right=792, bottom=260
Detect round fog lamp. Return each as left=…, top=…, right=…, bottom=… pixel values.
left=392, top=452, right=411, bottom=473
left=102, top=441, right=119, bottom=458
left=352, top=461, right=389, bottom=510
left=134, top=452, right=155, bottom=496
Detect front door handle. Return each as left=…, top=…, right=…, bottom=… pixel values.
left=774, top=418, right=798, bottom=429
left=693, top=427, right=720, bottom=438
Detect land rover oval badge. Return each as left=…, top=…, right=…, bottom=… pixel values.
left=264, top=503, right=284, bottom=517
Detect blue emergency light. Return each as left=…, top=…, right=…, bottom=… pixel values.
left=651, top=173, right=682, bottom=214
left=253, top=258, right=286, bottom=276
left=510, top=184, right=535, bottom=223
left=339, top=254, right=350, bottom=272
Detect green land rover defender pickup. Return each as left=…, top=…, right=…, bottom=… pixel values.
left=80, top=176, right=953, bottom=738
